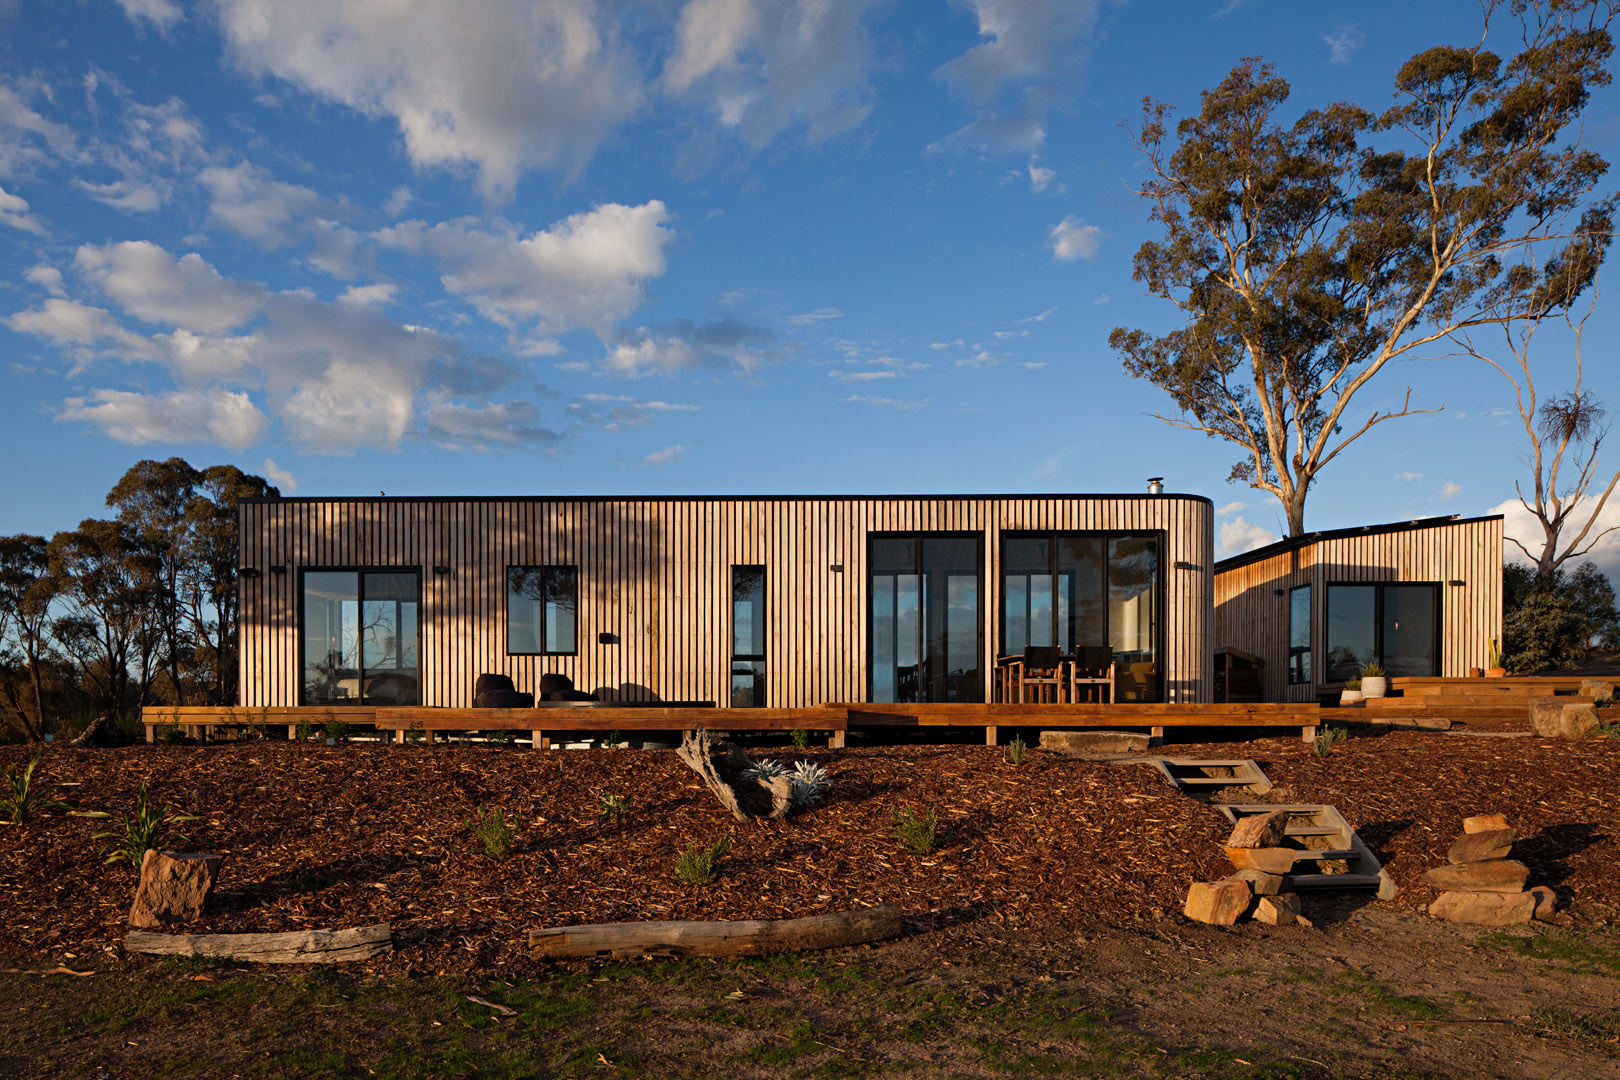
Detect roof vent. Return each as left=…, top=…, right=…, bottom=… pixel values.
left=1147, top=476, right=1165, bottom=495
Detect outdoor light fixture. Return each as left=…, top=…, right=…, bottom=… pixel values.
left=598, top=632, right=618, bottom=645
left=829, top=563, right=843, bottom=573
left=1273, top=589, right=1285, bottom=596
left=1449, top=579, right=1466, bottom=586
left=433, top=565, right=452, bottom=575
left=239, top=567, right=260, bottom=578
left=270, top=564, right=287, bottom=574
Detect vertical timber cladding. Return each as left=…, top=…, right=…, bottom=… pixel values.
left=238, top=494, right=1214, bottom=707
left=1212, top=515, right=1503, bottom=702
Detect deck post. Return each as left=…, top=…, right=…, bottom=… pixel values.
left=984, top=725, right=997, bottom=747
left=530, top=730, right=549, bottom=750
left=1150, top=725, right=1164, bottom=746
left=286, top=724, right=298, bottom=740
left=145, top=723, right=155, bottom=745
left=394, top=728, right=407, bottom=745
left=828, top=730, right=845, bottom=749
left=1301, top=725, right=1317, bottom=746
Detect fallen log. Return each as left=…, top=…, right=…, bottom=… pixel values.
left=675, top=728, right=792, bottom=822
left=529, top=904, right=906, bottom=960
left=123, top=924, right=393, bottom=964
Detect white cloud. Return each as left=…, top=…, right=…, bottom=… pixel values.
left=663, top=0, right=879, bottom=148
left=639, top=443, right=689, bottom=466
left=1017, top=305, right=1057, bottom=323
left=75, top=241, right=267, bottom=333
left=59, top=387, right=268, bottom=450
left=1492, top=495, right=1620, bottom=584
left=844, top=394, right=926, bottom=411
left=0, top=81, right=79, bottom=176
left=113, top=0, right=183, bottom=29
left=380, top=201, right=672, bottom=343
left=0, top=183, right=43, bottom=233
left=421, top=398, right=561, bottom=451
left=338, top=283, right=398, bottom=307
left=382, top=185, right=413, bottom=219
left=1324, top=25, right=1364, bottom=65
left=1394, top=471, right=1423, bottom=482
left=214, top=0, right=644, bottom=198
left=829, top=369, right=899, bottom=381
left=957, top=346, right=1000, bottom=368
left=260, top=457, right=296, bottom=492
left=5, top=298, right=156, bottom=360
left=569, top=393, right=700, bottom=430
left=786, top=307, right=843, bottom=325
left=1216, top=500, right=1246, bottom=517
left=934, top=0, right=1102, bottom=154
left=200, top=162, right=323, bottom=247
left=1439, top=481, right=1462, bottom=502
left=603, top=316, right=777, bottom=377
left=1028, top=161, right=1059, bottom=193
left=1050, top=215, right=1101, bottom=260
left=1217, top=516, right=1275, bottom=559
left=24, top=265, right=65, bottom=296
left=75, top=178, right=164, bottom=213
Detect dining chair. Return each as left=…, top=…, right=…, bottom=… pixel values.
left=1019, top=645, right=1065, bottom=703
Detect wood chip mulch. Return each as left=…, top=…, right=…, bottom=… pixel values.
left=0, top=731, right=1614, bottom=974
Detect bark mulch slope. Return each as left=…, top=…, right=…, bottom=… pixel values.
left=1, top=732, right=1615, bottom=974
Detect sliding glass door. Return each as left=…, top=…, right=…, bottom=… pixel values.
left=302, top=570, right=420, bottom=705
left=869, top=534, right=982, bottom=703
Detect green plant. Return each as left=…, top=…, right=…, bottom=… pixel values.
left=788, top=760, right=831, bottom=805
left=1488, top=637, right=1503, bottom=669
left=405, top=719, right=425, bottom=744
left=1343, top=677, right=1361, bottom=691
left=790, top=727, right=810, bottom=750
left=597, top=793, right=629, bottom=821
left=96, top=782, right=196, bottom=870
left=295, top=716, right=316, bottom=741
left=322, top=720, right=349, bottom=742
left=890, top=805, right=939, bottom=855
left=157, top=723, right=185, bottom=745
left=1312, top=725, right=1349, bottom=758
left=468, top=806, right=518, bottom=860
left=1, top=753, right=68, bottom=824
left=674, top=836, right=731, bottom=886
left=604, top=730, right=623, bottom=749
left=1006, top=734, right=1028, bottom=765
left=1359, top=661, right=1384, bottom=678
left=1530, top=1005, right=1620, bottom=1047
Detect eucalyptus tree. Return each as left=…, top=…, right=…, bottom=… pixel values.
left=48, top=519, right=161, bottom=723
left=107, top=458, right=201, bottom=704
left=185, top=465, right=279, bottom=704
left=0, top=535, right=58, bottom=739
left=1110, top=2, right=1615, bottom=536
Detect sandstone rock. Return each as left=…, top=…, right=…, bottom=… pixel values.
left=1226, top=809, right=1291, bottom=849
left=1528, top=885, right=1559, bottom=922
left=1224, top=846, right=1297, bottom=874
left=1254, top=893, right=1302, bottom=926
left=1529, top=699, right=1600, bottom=740
left=1428, top=889, right=1535, bottom=926
left=129, top=851, right=223, bottom=929
left=1422, top=858, right=1529, bottom=893
left=1447, top=828, right=1515, bottom=864
left=1184, top=880, right=1251, bottom=925
left=1037, top=730, right=1150, bottom=756
left=1224, top=868, right=1284, bottom=896
left=1462, top=813, right=1509, bottom=834
left=1578, top=679, right=1615, bottom=702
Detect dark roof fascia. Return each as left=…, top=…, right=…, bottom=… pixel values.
left=1213, top=514, right=1505, bottom=574
left=241, top=492, right=1216, bottom=509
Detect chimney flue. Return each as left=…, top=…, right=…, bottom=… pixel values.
left=1147, top=476, right=1164, bottom=495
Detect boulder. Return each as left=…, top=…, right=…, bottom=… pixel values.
left=1447, top=828, right=1515, bottom=865
left=1462, top=813, right=1509, bottom=834
left=1428, top=889, right=1535, bottom=927
left=1226, top=809, right=1291, bottom=850
left=1528, top=885, right=1559, bottom=922
left=1184, top=880, right=1251, bottom=925
left=1254, top=893, right=1302, bottom=926
left=129, top=850, right=223, bottom=929
left=1038, top=730, right=1150, bottom=756
left=1421, top=858, right=1530, bottom=893
left=1578, top=679, right=1615, bottom=703
left=72, top=714, right=133, bottom=748
left=1529, top=699, right=1600, bottom=740
left=1223, top=846, right=1297, bottom=874
left=1223, top=868, right=1284, bottom=896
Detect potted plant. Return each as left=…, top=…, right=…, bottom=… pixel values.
left=1486, top=638, right=1506, bottom=678
left=1467, top=665, right=1484, bottom=678
left=1359, top=662, right=1387, bottom=699
left=1340, top=677, right=1363, bottom=705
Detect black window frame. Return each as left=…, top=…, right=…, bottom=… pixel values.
left=298, top=566, right=423, bottom=707
left=867, top=531, right=986, bottom=704
left=730, top=564, right=767, bottom=707
left=504, top=564, right=580, bottom=656
left=998, top=529, right=1166, bottom=703
left=1288, top=583, right=1312, bottom=685
left=1324, top=580, right=1441, bottom=682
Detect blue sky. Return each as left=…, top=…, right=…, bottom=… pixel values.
left=2, top=0, right=1618, bottom=576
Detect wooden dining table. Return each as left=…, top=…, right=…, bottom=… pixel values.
left=995, top=654, right=1115, bottom=704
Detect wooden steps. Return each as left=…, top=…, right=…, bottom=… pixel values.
left=1217, top=804, right=1397, bottom=898
left=1151, top=758, right=1273, bottom=796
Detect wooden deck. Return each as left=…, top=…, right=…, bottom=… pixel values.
left=140, top=701, right=1325, bottom=748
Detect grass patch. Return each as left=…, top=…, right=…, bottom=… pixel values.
left=1478, top=926, right=1620, bottom=977
left=1531, top=1006, right=1620, bottom=1051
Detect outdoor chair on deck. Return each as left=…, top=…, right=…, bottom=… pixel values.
left=1070, top=645, right=1115, bottom=703
left=1018, top=645, right=1066, bottom=703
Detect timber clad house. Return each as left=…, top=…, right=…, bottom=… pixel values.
left=237, top=494, right=1215, bottom=709
left=233, top=495, right=1503, bottom=712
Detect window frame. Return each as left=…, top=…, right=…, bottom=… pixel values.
left=1323, top=580, right=1441, bottom=682
left=866, top=531, right=985, bottom=704
left=729, top=564, right=767, bottom=707
left=1288, top=583, right=1312, bottom=685
left=297, top=566, right=423, bottom=707
left=504, top=563, right=581, bottom=657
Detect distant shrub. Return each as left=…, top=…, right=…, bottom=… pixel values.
left=597, top=793, right=629, bottom=821
left=322, top=720, right=349, bottom=742
left=1, top=753, right=68, bottom=824
left=1312, top=725, right=1349, bottom=758
left=790, top=727, right=811, bottom=750
left=890, top=805, right=939, bottom=855
left=674, top=836, right=731, bottom=886
left=468, top=806, right=518, bottom=860
left=97, top=782, right=195, bottom=870
left=1006, top=735, right=1028, bottom=765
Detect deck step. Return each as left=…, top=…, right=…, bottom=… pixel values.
left=1217, top=803, right=1397, bottom=899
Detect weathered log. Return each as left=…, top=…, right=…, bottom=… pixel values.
left=124, top=924, right=393, bottom=964
left=676, top=729, right=793, bottom=822
left=528, top=904, right=905, bottom=960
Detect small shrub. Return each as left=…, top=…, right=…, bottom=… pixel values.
left=490, top=728, right=517, bottom=747
left=1359, top=661, right=1385, bottom=678
left=604, top=730, right=624, bottom=749
left=1, top=753, right=68, bottom=824
left=1006, top=734, right=1028, bottom=765
left=97, top=782, right=195, bottom=870
left=1312, top=725, right=1349, bottom=758
left=322, top=720, right=349, bottom=742
left=890, top=805, right=939, bottom=855
left=405, top=720, right=425, bottom=744
left=674, top=836, right=732, bottom=886
left=295, top=717, right=316, bottom=741
left=790, top=727, right=810, bottom=750
left=743, top=758, right=788, bottom=781
left=468, top=806, right=518, bottom=860
left=789, top=760, right=831, bottom=805
left=157, top=723, right=186, bottom=745
left=597, top=793, right=629, bottom=821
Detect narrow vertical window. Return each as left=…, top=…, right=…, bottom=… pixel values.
left=731, top=565, right=766, bottom=706
left=506, top=565, right=578, bottom=655
left=1288, top=584, right=1312, bottom=684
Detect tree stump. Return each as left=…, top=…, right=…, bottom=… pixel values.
left=676, top=730, right=793, bottom=823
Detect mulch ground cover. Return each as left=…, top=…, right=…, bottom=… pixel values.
left=1, top=730, right=1616, bottom=975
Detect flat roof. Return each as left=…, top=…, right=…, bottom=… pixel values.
left=242, top=491, right=1215, bottom=507
left=1213, top=514, right=1504, bottom=573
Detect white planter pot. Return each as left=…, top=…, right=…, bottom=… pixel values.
left=1361, top=676, right=1387, bottom=699
left=1340, top=689, right=1363, bottom=705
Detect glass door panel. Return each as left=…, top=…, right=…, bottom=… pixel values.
left=1383, top=585, right=1438, bottom=677
left=1107, top=536, right=1159, bottom=702
left=870, top=535, right=981, bottom=703
left=1326, top=585, right=1376, bottom=682
left=302, top=570, right=419, bottom=705
left=304, top=571, right=359, bottom=704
